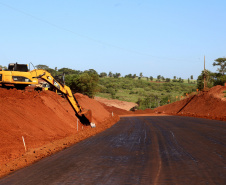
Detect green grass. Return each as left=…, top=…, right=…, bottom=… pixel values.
left=223, top=90, right=226, bottom=97
left=96, top=77, right=197, bottom=109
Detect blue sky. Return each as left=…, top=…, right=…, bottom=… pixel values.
left=0, top=0, right=225, bottom=79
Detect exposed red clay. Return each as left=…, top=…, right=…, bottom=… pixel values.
left=0, top=88, right=119, bottom=178
left=154, top=85, right=226, bottom=121
left=0, top=85, right=225, bottom=178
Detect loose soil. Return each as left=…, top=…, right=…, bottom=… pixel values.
left=94, top=97, right=137, bottom=111
left=0, top=88, right=119, bottom=178
left=0, top=85, right=225, bottom=178
left=154, top=85, right=226, bottom=121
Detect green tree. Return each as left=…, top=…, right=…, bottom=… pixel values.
left=113, top=73, right=121, bottom=78
left=65, top=69, right=99, bottom=98
left=191, top=75, right=193, bottom=80
left=99, top=72, right=107, bottom=78
left=139, top=72, right=143, bottom=78
left=150, top=76, right=153, bottom=81
left=165, top=78, right=170, bottom=82
left=108, top=71, right=113, bottom=77
left=35, top=64, right=59, bottom=76
left=197, top=70, right=215, bottom=90
left=213, top=57, right=226, bottom=75
left=77, top=70, right=99, bottom=98
left=125, top=74, right=133, bottom=78
left=157, top=75, right=161, bottom=81
left=108, top=88, right=118, bottom=99
left=133, top=74, right=137, bottom=79
left=35, top=64, right=49, bottom=70
left=58, top=68, right=80, bottom=75
left=178, top=77, right=184, bottom=83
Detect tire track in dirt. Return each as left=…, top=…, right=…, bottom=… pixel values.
left=0, top=116, right=225, bottom=185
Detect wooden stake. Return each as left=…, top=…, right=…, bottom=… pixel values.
left=22, top=136, right=27, bottom=152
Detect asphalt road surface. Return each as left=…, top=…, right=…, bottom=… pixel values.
left=0, top=116, right=225, bottom=185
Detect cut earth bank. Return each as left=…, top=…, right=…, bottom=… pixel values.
left=0, top=89, right=119, bottom=178
left=0, top=85, right=225, bottom=178
left=98, top=85, right=226, bottom=121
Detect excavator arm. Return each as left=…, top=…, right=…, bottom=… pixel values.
left=30, top=69, right=92, bottom=124
left=0, top=64, right=93, bottom=125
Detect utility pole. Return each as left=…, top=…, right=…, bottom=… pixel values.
left=203, top=55, right=207, bottom=91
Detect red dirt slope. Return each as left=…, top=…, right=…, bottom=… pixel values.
left=95, top=97, right=137, bottom=111
left=154, top=85, right=226, bottom=121
left=0, top=88, right=119, bottom=177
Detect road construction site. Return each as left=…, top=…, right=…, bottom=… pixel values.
left=0, top=65, right=225, bottom=183
left=0, top=116, right=225, bottom=184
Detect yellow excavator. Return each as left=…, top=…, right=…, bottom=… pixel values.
left=0, top=63, right=93, bottom=125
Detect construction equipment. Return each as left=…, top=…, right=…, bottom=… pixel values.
left=0, top=63, right=38, bottom=89
left=0, top=63, right=93, bottom=125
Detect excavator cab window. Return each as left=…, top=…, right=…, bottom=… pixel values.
left=8, top=63, right=29, bottom=72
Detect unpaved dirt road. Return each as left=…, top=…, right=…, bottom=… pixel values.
left=0, top=116, right=225, bottom=185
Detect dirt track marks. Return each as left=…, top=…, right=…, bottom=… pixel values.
left=0, top=116, right=225, bottom=185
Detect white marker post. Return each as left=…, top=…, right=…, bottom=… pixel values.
left=22, top=136, right=27, bottom=152
left=112, top=112, right=114, bottom=117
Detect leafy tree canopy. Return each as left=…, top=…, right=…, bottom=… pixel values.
left=58, top=68, right=81, bottom=75
left=35, top=64, right=49, bottom=70
left=99, top=72, right=107, bottom=78
left=65, top=69, right=99, bottom=98
left=213, top=57, right=226, bottom=75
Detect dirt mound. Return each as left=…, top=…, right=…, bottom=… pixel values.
left=99, top=102, right=132, bottom=115
left=75, top=94, right=111, bottom=123
left=155, top=85, right=226, bottom=121
left=95, top=97, right=137, bottom=111
left=99, top=101, right=156, bottom=117
left=0, top=88, right=119, bottom=177
left=208, top=85, right=226, bottom=100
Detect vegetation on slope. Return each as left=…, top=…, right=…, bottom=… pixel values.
left=1, top=57, right=224, bottom=110
left=97, top=77, right=196, bottom=109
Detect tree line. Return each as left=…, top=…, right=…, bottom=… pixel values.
left=197, top=57, right=226, bottom=90
left=0, top=57, right=225, bottom=100
left=99, top=71, right=195, bottom=83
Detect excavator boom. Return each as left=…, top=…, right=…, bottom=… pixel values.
left=30, top=69, right=92, bottom=124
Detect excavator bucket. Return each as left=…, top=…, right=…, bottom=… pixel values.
left=78, top=109, right=92, bottom=125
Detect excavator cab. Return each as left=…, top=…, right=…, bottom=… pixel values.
left=8, top=63, right=29, bottom=72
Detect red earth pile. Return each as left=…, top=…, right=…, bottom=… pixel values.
left=154, top=85, right=226, bottom=121
left=1, top=85, right=225, bottom=177
left=98, top=100, right=156, bottom=116
left=95, top=97, right=137, bottom=111
left=0, top=88, right=119, bottom=177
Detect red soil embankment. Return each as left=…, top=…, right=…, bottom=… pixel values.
left=99, top=101, right=157, bottom=117
left=0, top=88, right=119, bottom=178
left=97, top=85, right=226, bottom=120
left=154, top=85, right=226, bottom=121
left=95, top=97, right=137, bottom=111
